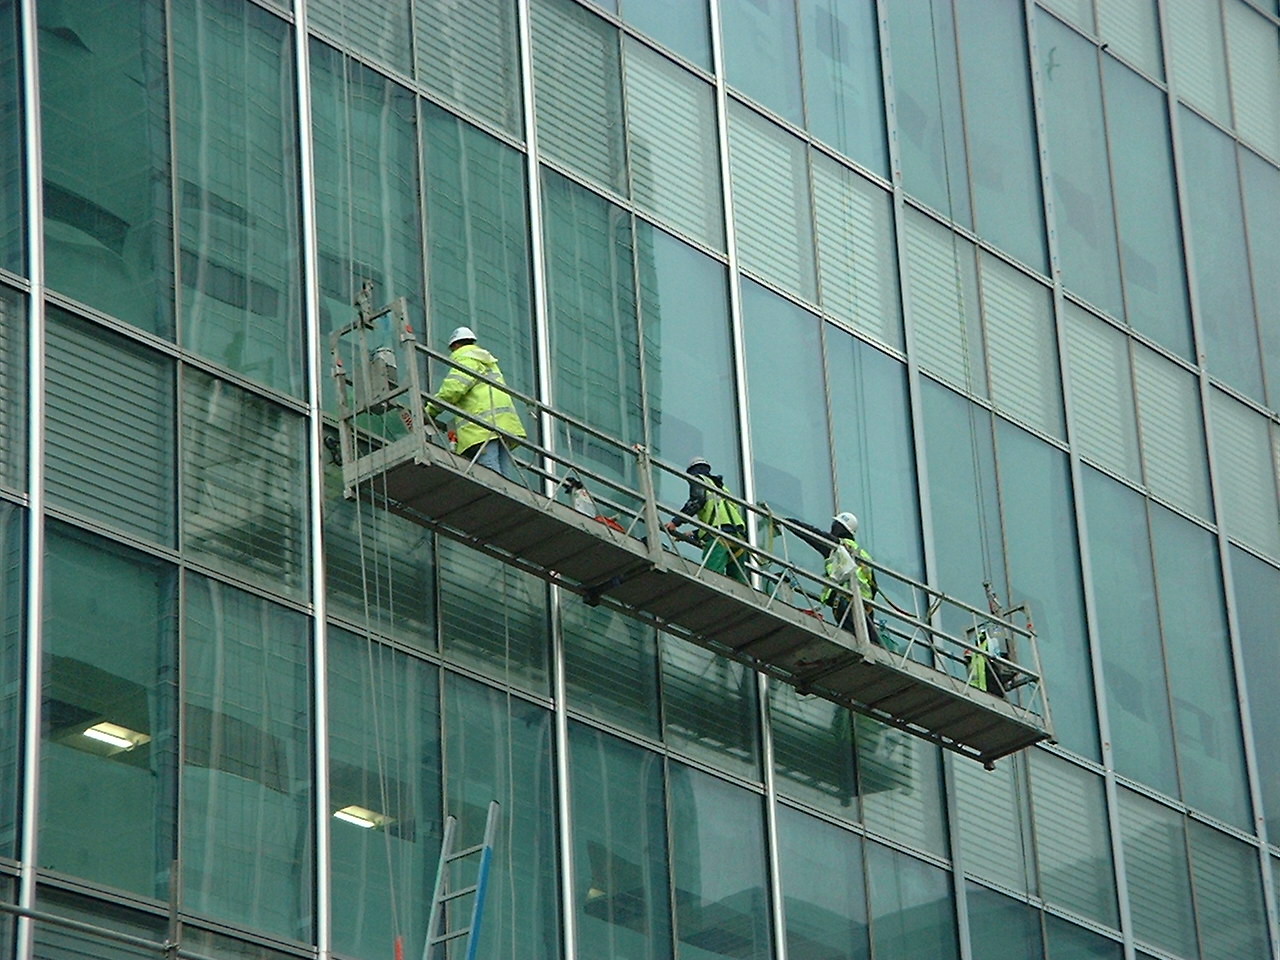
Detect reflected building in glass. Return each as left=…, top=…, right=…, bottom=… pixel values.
left=1, top=0, right=1279, bottom=958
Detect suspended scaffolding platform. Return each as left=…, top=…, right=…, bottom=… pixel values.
left=331, top=295, right=1053, bottom=767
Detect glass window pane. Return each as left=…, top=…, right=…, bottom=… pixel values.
left=1180, top=108, right=1264, bottom=400
left=307, top=0, right=410, bottom=74
left=954, top=757, right=1036, bottom=895
left=181, top=369, right=308, bottom=598
left=720, top=0, right=803, bottom=125
left=39, top=0, right=173, bottom=336
left=981, top=254, right=1062, bottom=438
left=532, top=0, right=626, bottom=194
left=443, top=675, right=559, bottom=960
left=812, top=157, right=902, bottom=350
left=1230, top=547, right=1280, bottom=839
left=1226, top=0, right=1280, bottom=159
left=1043, top=913, right=1123, bottom=960
left=997, top=423, right=1099, bottom=760
left=728, top=104, right=817, bottom=300
left=0, top=286, right=26, bottom=492
left=669, top=765, right=772, bottom=960
left=33, top=888, right=167, bottom=960
left=45, top=310, right=175, bottom=545
left=1166, top=0, right=1231, bottom=123
left=1116, top=789, right=1196, bottom=957
left=1209, top=388, right=1280, bottom=558
left=1029, top=750, right=1118, bottom=926
left=569, top=724, right=673, bottom=960
left=866, top=842, right=958, bottom=960
left=624, top=0, right=711, bottom=71
left=771, top=688, right=858, bottom=815
left=1063, top=305, right=1140, bottom=481
left=860, top=721, right=948, bottom=857
left=956, top=0, right=1047, bottom=271
left=328, top=629, right=441, bottom=960
left=663, top=640, right=759, bottom=780
left=173, top=0, right=302, bottom=396
left=1038, top=14, right=1124, bottom=319
left=415, top=0, right=521, bottom=135
left=40, top=523, right=176, bottom=898
left=183, top=574, right=311, bottom=941
left=1132, top=345, right=1211, bottom=518
left=1104, top=59, right=1193, bottom=358
left=564, top=602, right=660, bottom=737
left=886, top=0, right=971, bottom=225
left=1188, top=821, right=1269, bottom=960
left=904, top=210, right=985, bottom=397
left=1240, top=151, right=1280, bottom=410
left=800, top=0, right=887, bottom=176
left=742, top=280, right=832, bottom=521
left=777, top=806, right=869, bottom=960
left=0, top=0, right=20, bottom=273
left=1098, top=0, right=1163, bottom=79
left=965, top=884, right=1042, bottom=960
left=1081, top=468, right=1178, bottom=795
left=1040, top=0, right=1094, bottom=32
left=625, top=40, right=723, bottom=249
left=0, top=503, right=19, bottom=858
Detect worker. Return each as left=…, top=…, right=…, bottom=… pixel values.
left=664, top=458, right=749, bottom=584
left=787, top=511, right=882, bottom=645
left=427, top=327, right=527, bottom=480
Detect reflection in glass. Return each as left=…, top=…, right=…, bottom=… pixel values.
left=307, top=0, right=410, bottom=74
left=40, top=523, right=176, bottom=898
left=173, top=0, right=302, bottom=396
left=33, top=887, right=167, bottom=960
left=1043, top=913, right=1123, bottom=959
left=953, top=758, right=1035, bottom=895
left=328, top=629, right=441, bottom=960
left=866, top=842, right=957, bottom=960
left=777, top=806, right=868, bottom=960
left=415, top=0, right=522, bottom=135
left=1116, top=788, right=1195, bottom=957
left=663, top=641, right=759, bottom=780
left=624, top=0, right=710, bottom=70
left=0, top=0, right=20, bottom=272
left=1188, top=821, right=1269, bottom=960
left=0, top=287, right=26, bottom=491
left=964, top=883, right=1042, bottom=960
left=39, top=0, right=172, bottom=335
left=183, top=574, right=311, bottom=941
left=0, top=504, right=18, bottom=858
left=1240, top=151, right=1280, bottom=410
left=720, top=0, right=803, bottom=125
left=563, top=602, right=660, bottom=738
left=1231, top=547, right=1280, bottom=840
left=569, top=724, right=672, bottom=960
left=860, top=722, right=948, bottom=857
left=668, top=765, right=771, bottom=960
left=770, top=687, right=858, bottom=816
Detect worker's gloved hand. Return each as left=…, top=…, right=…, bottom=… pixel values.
left=664, top=521, right=680, bottom=534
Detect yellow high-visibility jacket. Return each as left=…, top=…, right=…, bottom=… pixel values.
left=427, top=344, right=526, bottom=454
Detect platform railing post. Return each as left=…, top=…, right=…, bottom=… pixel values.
left=635, top=445, right=664, bottom=565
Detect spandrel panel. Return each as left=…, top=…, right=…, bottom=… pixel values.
left=624, top=40, right=723, bottom=249
left=415, top=0, right=522, bottom=136
left=625, top=0, right=710, bottom=69
left=1241, top=151, right=1280, bottom=410
left=1103, top=58, right=1192, bottom=359
left=964, top=884, right=1043, bottom=960
left=0, top=287, right=25, bottom=492
left=860, top=720, right=948, bottom=857
left=0, top=503, right=19, bottom=858
left=1165, top=0, right=1231, bottom=123
left=812, top=156, right=901, bottom=350
left=953, top=756, right=1035, bottom=895
left=32, top=888, right=168, bottom=960
left=328, top=629, right=442, bottom=960
left=1098, top=0, right=1163, bottom=79
left=720, top=0, right=803, bottom=125
left=563, top=602, right=660, bottom=738
left=1132, top=345, right=1211, bottom=519
left=1187, top=821, right=1269, bottom=960
left=1225, top=0, right=1280, bottom=160
left=39, top=0, right=173, bottom=336
left=569, top=724, right=673, bottom=960
left=1063, top=304, right=1140, bottom=482
left=0, top=0, right=20, bottom=273
left=532, top=0, right=625, bottom=195
left=662, top=639, right=759, bottom=781
left=1116, top=786, right=1196, bottom=956
left=173, top=0, right=302, bottom=397
left=182, top=574, right=311, bottom=942
left=800, top=0, right=887, bottom=176
left=668, top=765, right=772, bottom=960
left=1230, top=547, right=1280, bottom=840
left=770, top=687, right=858, bottom=816
left=865, top=842, right=958, bottom=960
left=777, top=806, right=869, bottom=960
left=1208, top=388, right=1280, bottom=558
left=39, top=524, right=176, bottom=900
left=307, top=0, right=410, bottom=74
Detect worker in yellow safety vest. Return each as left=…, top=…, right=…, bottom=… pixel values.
left=787, top=511, right=883, bottom=644
left=427, top=327, right=527, bottom=479
left=664, top=458, right=750, bottom=584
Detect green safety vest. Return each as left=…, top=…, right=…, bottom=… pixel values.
left=694, top=479, right=746, bottom=544
left=968, top=633, right=991, bottom=692
left=821, top=537, right=876, bottom=604
left=427, top=344, right=527, bottom=454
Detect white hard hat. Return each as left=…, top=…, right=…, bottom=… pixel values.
left=448, top=326, right=476, bottom=345
left=833, top=511, right=858, bottom=537
left=687, top=456, right=711, bottom=473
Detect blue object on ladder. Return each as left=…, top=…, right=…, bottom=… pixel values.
left=423, top=800, right=500, bottom=960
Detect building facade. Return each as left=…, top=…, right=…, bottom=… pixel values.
left=1, top=0, right=1279, bottom=957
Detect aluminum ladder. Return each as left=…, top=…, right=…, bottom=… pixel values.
left=423, top=801, right=499, bottom=960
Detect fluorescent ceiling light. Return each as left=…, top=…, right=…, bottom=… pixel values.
left=333, top=805, right=394, bottom=829
left=82, top=721, right=150, bottom=751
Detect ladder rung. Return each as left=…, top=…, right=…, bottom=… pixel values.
left=441, top=884, right=478, bottom=902
left=445, top=843, right=485, bottom=862
left=430, top=926, right=472, bottom=945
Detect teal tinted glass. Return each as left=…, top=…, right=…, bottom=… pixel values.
left=668, top=765, right=772, bottom=960
left=569, top=724, right=673, bottom=959
left=997, top=422, right=1098, bottom=759
left=40, top=523, right=176, bottom=898
left=965, top=884, right=1042, bottom=959
left=1179, top=108, right=1263, bottom=400
left=777, top=805, right=868, bottom=960
left=952, top=757, right=1035, bottom=895
left=45, top=309, right=175, bottom=546
left=720, top=0, right=803, bottom=125
left=33, top=888, right=168, bottom=959
left=955, top=0, right=1046, bottom=271
left=1188, top=821, right=1269, bottom=960
left=563, top=602, right=660, bottom=738
left=0, top=285, right=25, bottom=492
left=328, top=629, right=441, bottom=960
left=886, top=0, right=970, bottom=225
left=183, top=574, right=311, bottom=941
left=1231, top=546, right=1280, bottom=839
left=39, top=0, right=172, bottom=335
left=415, top=0, right=521, bottom=136
left=1103, top=58, right=1192, bottom=359
left=443, top=675, right=559, bottom=960
left=663, top=640, right=760, bottom=780
left=1116, top=789, right=1195, bottom=957
left=1240, top=150, right=1280, bottom=409
left=1038, top=14, right=1123, bottom=319
left=770, top=687, right=858, bottom=816
left=860, top=728, right=948, bottom=856
left=800, top=0, right=886, bottom=176
left=1081, top=468, right=1177, bottom=796
left=311, top=44, right=423, bottom=410
left=624, top=0, right=711, bottom=70
left=0, top=0, right=19, bottom=272
left=173, top=0, right=302, bottom=396
left=866, top=843, right=957, bottom=960
left=1043, top=914, right=1123, bottom=960
left=0, top=503, right=21, bottom=858
left=308, top=0, right=410, bottom=73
